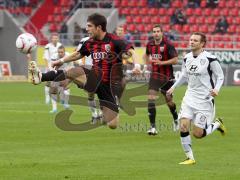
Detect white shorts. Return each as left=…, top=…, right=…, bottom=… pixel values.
left=178, top=99, right=215, bottom=129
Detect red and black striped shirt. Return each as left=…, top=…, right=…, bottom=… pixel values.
left=79, top=33, right=133, bottom=83
left=146, top=38, right=177, bottom=80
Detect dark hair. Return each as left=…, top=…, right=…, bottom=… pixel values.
left=87, top=13, right=107, bottom=32
left=192, top=32, right=207, bottom=46
left=152, top=24, right=163, bottom=32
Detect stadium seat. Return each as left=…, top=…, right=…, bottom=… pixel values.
left=196, top=16, right=205, bottom=24
left=158, top=8, right=167, bottom=15
left=121, top=0, right=128, bottom=7
left=199, top=25, right=208, bottom=33
left=237, top=1, right=240, bottom=8
left=142, top=16, right=151, bottom=24
left=235, top=36, right=240, bottom=42
left=228, top=25, right=237, bottom=34
left=218, top=1, right=226, bottom=8
left=212, top=8, right=220, bottom=16
left=129, top=0, right=137, bottom=7
left=188, top=17, right=196, bottom=24
left=185, top=8, right=193, bottom=16
left=194, top=8, right=202, bottom=16
left=148, top=8, right=158, bottom=16
left=221, top=8, right=229, bottom=16
left=234, top=17, right=240, bottom=24
left=172, top=24, right=182, bottom=32
left=163, top=24, right=170, bottom=32
left=121, top=8, right=130, bottom=16
left=47, top=15, right=54, bottom=23
left=203, top=8, right=211, bottom=16
left=49, top=24, right=57, bottom=32
left=216, top=42, right=225, bottom=48
left=208, top=25, right=215, bottom=33
left=205, top=17, right=215, bottom=24
left=126, top=16, right=133, bottom=23
left=161, top=16, right=169, bottom=24
left=182, top=25, right=190, bottom=33
left=145, top=24, right=152, bottom=32
left=191, top=25, right=199, bottom=32
left=137, top=0, right=147, bottom=7
left=229, top=8, right=238, bottom=16
left=172, top=0, right=182, bottom=8
left=128, top=24, right=136, bottom=32
left=23, top=7, right=32, bottom=15
left=166, top=8, right=175, bottom=16
left=53, top=7, right=61, bottom=14
left=130, top=8, right=139, bottom=15
left=137, top=24, right=145, bottom=32
left=114, top=0, right=120, bottom=7
left=139, top=7, right=148, bottom=15
left=226, top=0, right=235, bottom=8
left=151, top=16, right=160, bottom=24
left=200, top=0, right=207, bottom=7
left=133, top=16, right=142, bottom=24
left=226, top=17, right=233, bottom=24
left=235, top=43, right=240, bottom=49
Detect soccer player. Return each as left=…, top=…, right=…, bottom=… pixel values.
left=28, top=13, right=139, bottom=129
left=143, top=24, right=179, bottom=135
left=50, top=45, right=72, bottom=112
left=167, top=32, right=226, bottom=165
left=43, top=33, right=62, bottom=110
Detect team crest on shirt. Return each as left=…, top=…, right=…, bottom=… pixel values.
left=200, top=59, right=206, bottom=65
left=160, top=46, right=164, bottom=52
left=105, top=44, right=111, bottom=52
left=200, top=115, right=206, bottom=122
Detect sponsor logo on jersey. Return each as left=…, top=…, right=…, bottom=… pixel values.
left=152, top=54, right=162, bottom=60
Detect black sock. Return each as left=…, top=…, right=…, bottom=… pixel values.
left=168, top=103, right=178, bottom=120
left=41, top=70, right=66, bottom=82
left=148, top=100, right=156, bottom=127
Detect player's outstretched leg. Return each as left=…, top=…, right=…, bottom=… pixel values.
left=28, top=61, right=42, bottom=85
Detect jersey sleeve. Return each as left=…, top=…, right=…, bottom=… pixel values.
left=77, top=41, right=91, bottom=57
left=167, top=43, right=178, bottom=59
left=115, top=39, right=134, bottom=54
left=210, top=60, right=224, bottom=92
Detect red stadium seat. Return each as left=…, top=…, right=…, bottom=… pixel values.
left=195, top=8, right=202, bottom=16
left=205, top=17, right=214, bottom=24
left=235, top=43, right=240, bottom=49
left=161, top=16, right=169, bottom=24
left=121, top=8, right=131, bottom=16
left=139, top=7, right=148, bottom=15
left=228, top=25, right=237, bottom=34
left=226, top=17, right=233, bottom=24
left=234, top=17, right=240, bottom=24
left=208, top=25, right=215, bottom=33
left=199, top=25, right=208, bottom=33
left=129, top=0, right=137, bottom=7
left=148, top=8, right=158, bottom=16
left=49, top=24, right=57, bottom=32
left=221, top=8, right=229, bottom=16
left=151, top=16, right=160, bottom=24
left=185, top=8, right=193, bottom=16
left=212, top=8, right=220, bottom=16
left=216, top=43, right=225, bottom=48
left=126, top=16, right=133, bottom=23
left=133, top=16, right=142, bottom=24
left=158, top=8, right=167, bottom=15
left=237, top=1, right=240, bottom=8
left=166, top=8, right=175, bottom=16
left=137, top=0, right=147, bottom=7
left=191, top=25, right=199, bottom=32
left=218, top=1, right=226, bottom=8
left=182, top=25, right=190, bottom=33
left=137, top=24, right=145, bottom=32
left=23, top=7, right=32, bottom=15
left=130, top=8, right=138, bottom=15
left=203, top=8, right=211, bottom=16
left=163, top=25, right=170, bottom=32
left=127, top=24, right=136, bottom=32
left=55, top=15, right=64, bottom=23
left=188, top=17, right=196, bottom=24
left=121, top=0, right=128, bottom=7
left=235, top=36, right=240, bottom=42
left=172, top=0, right=182, bottom=8
left=172, top=24, right=182, bottom=32
left=47, top=15, right=54, bottom=23
left=229, top=8, right=238, bottom=16
left=114, top=0, right=120, bottom=7
left=200, top=0, right=207, bottom=7
left=142, top=16, right=151, bottom=24
left=145, top=24, right=152, bottom=32
left=226, top=0, right=235, bottom=8
left=196, top=16, right=205, bottom=24
left=53, top=7, right=61, bottom=14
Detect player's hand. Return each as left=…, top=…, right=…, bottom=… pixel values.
left=51, top=59, right=63, bottom=69
left=132, top=64, right=142, bottom=75
left=210, top=89, right=218, bottom=97
left=166, top=87, right=175, bottom=96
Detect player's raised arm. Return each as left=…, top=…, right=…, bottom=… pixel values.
left=52, top=51, right=83, bottom=68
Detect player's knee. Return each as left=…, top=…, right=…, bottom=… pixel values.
left=192, top=130, right=204, bottom=139
left=180, top=123, right=188, bottom=132
left=107, top=120, right=118, bottom=129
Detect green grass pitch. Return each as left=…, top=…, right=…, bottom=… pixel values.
left=0, top=83, right=239, bottom=179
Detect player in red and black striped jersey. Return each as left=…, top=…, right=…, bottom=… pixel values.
left=28, top=13, right=139, bottom=129
left=143, top=24, right=179, bottom=135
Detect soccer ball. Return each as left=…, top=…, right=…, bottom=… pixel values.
left=16, top=33, right=37, bottom=54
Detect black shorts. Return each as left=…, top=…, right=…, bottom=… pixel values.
left=148, top=78, right=174, bottom=94
left=82, top=68, right=125, bottom=113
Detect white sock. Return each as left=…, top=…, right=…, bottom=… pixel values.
left=88, top=99, right=98, bottom=118
left=180, top=132, right=194, bottom=160
left=59, top=87, right=65, bottom=103
left=63, top=89, right=70, bottom=105
left=45, top=86, right=50, bottom=103
left=51, top=94, right=57, bottom=111
left=205, top=121, right=220, bottom=135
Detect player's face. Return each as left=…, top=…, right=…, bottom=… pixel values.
left=152, top=27, right=163, bottom=41
left=116, top=27, right=124, bottom=37
left=86, top=22, right=100, bottom=39
left=51, top=35, right=59, bottom=44
left=58, top=49, right=65, bottom=58
left=189, top=35, right=204, bottom=50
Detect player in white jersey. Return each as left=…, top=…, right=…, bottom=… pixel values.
left=49, top=45, right=72, bottom=113
left=43, top=33, right=62, bottom=106
left=167, top=32, right=227, bottom=165
left=76, top=37, right=102, bottom=123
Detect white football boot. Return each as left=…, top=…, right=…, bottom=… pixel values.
left=28, top=61, right=42, bottom=85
